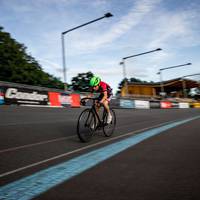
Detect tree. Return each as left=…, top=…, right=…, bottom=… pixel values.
left=70, top=71, right=94, bottom=92
left=0, top=26, right=64, bottom=89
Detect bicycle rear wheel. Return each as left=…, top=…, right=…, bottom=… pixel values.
left=103, top=109, right=116, bottom=137
left=77, top=109, right=96, bottom=142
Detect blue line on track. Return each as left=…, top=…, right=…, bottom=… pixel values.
left=0, top=115, right=200, bottom=200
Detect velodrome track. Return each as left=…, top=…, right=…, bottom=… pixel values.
left=0, top=106, right=200, bottom=200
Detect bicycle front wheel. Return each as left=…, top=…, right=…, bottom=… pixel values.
left=77, top=109, right=96, bottom=142
left=103, top=109, right=116, bottom=137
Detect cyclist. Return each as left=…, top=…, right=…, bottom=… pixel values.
left=89, top=76, right=113, bottom=124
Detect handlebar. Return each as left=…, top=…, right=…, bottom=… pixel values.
left=80, top=97, right=99, bottom=106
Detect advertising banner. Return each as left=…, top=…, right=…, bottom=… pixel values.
left=48, top=92, right=61, bottom=107
left=134, top=100, right=150, bottom=109
left=70, top=94, right=80, bottom=107
left=171, top=102, right=179, bottom=108
left=160, top=101, right=172, bottom=109
left=149, top=101, right=160, bottom=108
left=190, top=102, right=200, bottom=108
left=0, top=88, right=4, bottom=105
left=110, top=98, right=120, bottom=108
left=3, top=87, right=48, bottom=105
left=120, top=99, right=135, bottom=108
left=59, top=93, right=71, bottom=107
left=179, top=103, right=189, bottom=108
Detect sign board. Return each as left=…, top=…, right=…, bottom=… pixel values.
left=134, top=100, right=150, bottom=109
left=59, top=94, right=71, bottom=106
left=120, top=99, right=134, bottom=108
left=160, top=101, right=172, bottom=109
left=70, top=94, right=80, bottom=107
left=3, top=87, right=48, bottom=105
left=149, top=101, right=160, bottom=108
left=171, top=102, right=179, bottom=108
left=179, top=103, right=189, bottom=108
left=48, top=92, right=61, bottom=107
left=0, top=89, right=4, bottom=105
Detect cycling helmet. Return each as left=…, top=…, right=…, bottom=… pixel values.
left=89, top=76, right=101, bottom=87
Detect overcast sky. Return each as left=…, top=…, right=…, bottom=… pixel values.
left=0, top=0, right=200, bottom=93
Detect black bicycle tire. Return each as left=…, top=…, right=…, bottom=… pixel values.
left=103, top=108, right=116, bottom=137
left=77, top=108, right=96, bottom=142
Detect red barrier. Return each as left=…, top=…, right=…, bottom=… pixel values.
left=70, top=94, right=80, bottom=107
left=48, top=92, right=61, bottom=106
left=160, top=101, right=172, bottom=108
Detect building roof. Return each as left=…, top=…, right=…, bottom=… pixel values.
left=127, top=78, right=200, bottom=89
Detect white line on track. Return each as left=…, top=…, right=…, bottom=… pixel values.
left=0, top=120, right=176, bottom=178
left=0, top=120, right=162, bottom=154
left=0, top=136, right=76, bottom=154
left=0, top=119, right=168, bottom=154
left=0, top=119, right=74, bottom=126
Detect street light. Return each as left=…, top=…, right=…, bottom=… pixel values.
left=181, top=73, right=200, bottom=98
left=119, top=48, right=162, bottom=97
left=61, top=12, right=113, bottom=90
left=157, top=62, right=192, bottom=97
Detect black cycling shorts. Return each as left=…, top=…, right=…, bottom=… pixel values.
left=97, top=93, right=113, bottom=102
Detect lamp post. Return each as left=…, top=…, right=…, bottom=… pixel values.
left=157, top=62, right=192, bottom=97
left=120, top=48, right=162, bottom=97
left=181, top=73, right=200, bottom=98
left=61, top=12, right=113, bottom=91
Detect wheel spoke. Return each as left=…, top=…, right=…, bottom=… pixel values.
left=77, top=109, right=95, bottom=142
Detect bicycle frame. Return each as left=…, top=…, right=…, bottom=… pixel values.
left=91, top=103, right=107, bottom=128
left=81, top=97, right=107, bottom=129
left=77, top=97, right=116, bottom=142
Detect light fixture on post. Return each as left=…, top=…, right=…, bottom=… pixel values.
left=120, top=48, right=162, bottom=97
left=157, top=62, right=192, bottom=98
left=61, top=13, right=113, bottom=91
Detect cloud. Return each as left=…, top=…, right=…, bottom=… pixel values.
left=72, top=0, right=161, bottom=53
left=1, top=0, right=199, bottom=90
left=148, top=8, right=200, bottom=49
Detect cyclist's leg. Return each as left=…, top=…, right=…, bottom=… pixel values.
left=102, top=94, right=113, bottom=123
left=94, top=94, right=103, bottom=125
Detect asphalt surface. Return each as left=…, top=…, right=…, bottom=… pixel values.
left=0, top=105, right=200, bottom=200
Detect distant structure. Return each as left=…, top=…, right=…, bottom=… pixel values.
left=121, top=78, right=200, bottom=99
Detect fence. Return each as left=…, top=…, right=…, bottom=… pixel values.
left=0, top=81, right=199, bottom=109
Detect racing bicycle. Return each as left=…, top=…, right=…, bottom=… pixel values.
left=77, top=97, right=116, bottom=142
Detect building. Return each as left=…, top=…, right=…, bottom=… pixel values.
left=121, top=78, right=200, bottom=99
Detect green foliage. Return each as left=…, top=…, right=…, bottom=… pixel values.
left=70, top=71, right=94, bottom=92
left=0, top=26, right=64, bottom=89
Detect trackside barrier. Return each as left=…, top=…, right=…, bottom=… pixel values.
left=0, top=82, right=76, bottom=107
left=160, top=101, right=172, bottom=109
left=70, top=94, right=80, bottom=107
left=110, top=98, right=120, bottom=109
left=0, top=81, right=199, bottom=109
left=48, top=92, right=61, bottom=107
left=48, top=92, right=72, bottom=107
left=59, top=93, right=71, bottom=107
left=190, top=102, right=200, bottom=108
left=2, top=87, right=49, bottom=105
left=179, top=103, right=189, bottom=108
left=112, top=99, right=199, bottom=109
left=149, top=101, right=160, bottom=108
left=134, top=100, right=150, bottom=109
left=0, top=90, right=4, bottom=105
left=171, top=102, right=179, bottom=109
left=119, top=99, right=135, bottom=108
left=48, top=92, right=80, bottom=107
